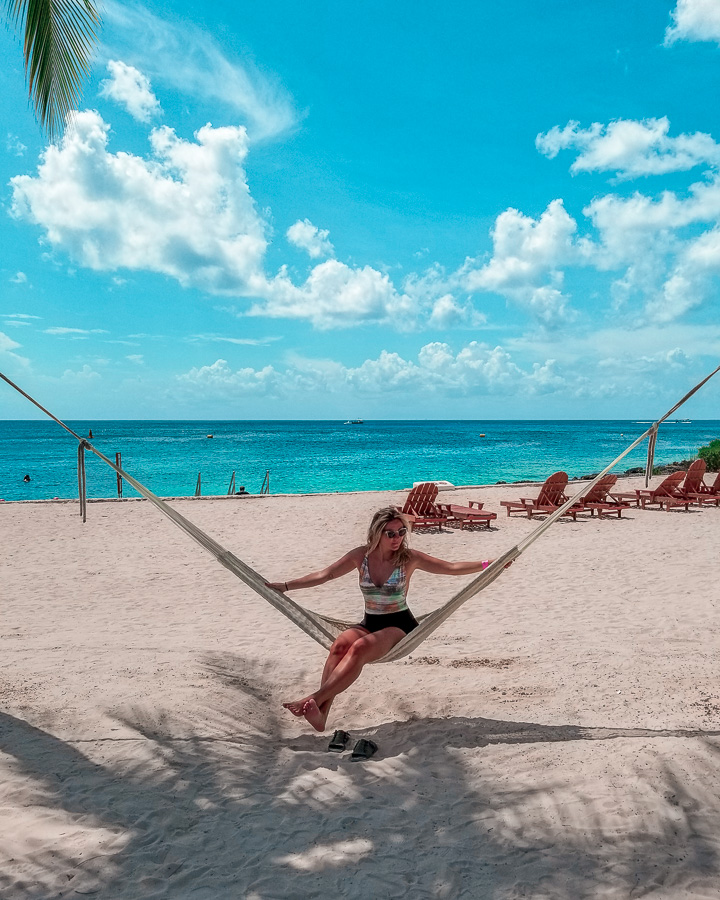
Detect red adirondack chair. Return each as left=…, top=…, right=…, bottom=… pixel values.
left=500, top=472, right=577, bottom=519
left=690, top=469, right=720, bottom=507
left=676, top=459, right=707, bottom=499
left=401, top=482, right=448, bottom=529
left=577, top=474, right=631, bottom=518
left=612, top=470, right=687, bottom=510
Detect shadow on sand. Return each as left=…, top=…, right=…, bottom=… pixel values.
left=2, top=652, right=720, bottom=898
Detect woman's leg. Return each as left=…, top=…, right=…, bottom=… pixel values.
left=285, top=626, right=405, bottom=731
left=283, top=627, right=368, bottom=718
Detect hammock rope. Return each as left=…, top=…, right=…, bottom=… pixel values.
left=1, top=364, right=719, bottom=664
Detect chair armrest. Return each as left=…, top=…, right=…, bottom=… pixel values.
left=467, top=500, right=484, bottom=509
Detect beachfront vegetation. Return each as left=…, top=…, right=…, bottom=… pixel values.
left=698, top=439, right=720, bottom=471
left=5, top=0, right=100, bottom=138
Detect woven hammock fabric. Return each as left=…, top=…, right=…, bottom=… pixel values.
left=1, top=365, right=719, bottom=663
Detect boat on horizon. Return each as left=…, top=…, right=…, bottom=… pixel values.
left=344, top=418, right=364, bottom=424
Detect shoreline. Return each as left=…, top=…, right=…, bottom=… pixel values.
left=0, top=463, right=700, bottom=504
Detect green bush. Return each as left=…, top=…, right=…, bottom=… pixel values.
left=698, top=439, right=720, bottom=471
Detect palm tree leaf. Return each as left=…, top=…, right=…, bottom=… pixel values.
left=6, top=0, right=101, bottom=138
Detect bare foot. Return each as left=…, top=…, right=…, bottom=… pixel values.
left=303, top=699, right=327, bottom=732
left=283, top=698, right=310, bottom=717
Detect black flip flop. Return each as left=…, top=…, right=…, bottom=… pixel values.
left=327, top=729, right=350, bottom=752
left=350, top=738, right=378, bottom=761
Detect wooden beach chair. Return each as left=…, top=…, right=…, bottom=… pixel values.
left=499, top=472, right=579, bottom=519
left=437, top=499, right=498, bottom=530
left=675, top=459, right=706, bottom=501
left=401, top=482, right=448, bottom=530
left=612, top=470, right=688, bottom=511
left=689, top=469, right=720, bottom=507
left=578, top=474, right=631, bottom=518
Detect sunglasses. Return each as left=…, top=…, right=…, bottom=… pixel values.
left=383, top=527, right=408, bottom=539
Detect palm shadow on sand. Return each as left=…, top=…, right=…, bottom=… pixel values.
left=1, top=651, right=720, bottom=898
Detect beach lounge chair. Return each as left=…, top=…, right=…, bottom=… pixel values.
left=500, top=472, right=580, bottom=519
left=437, top=499, right=498, bottom=530
left=401, top=482, right=448, bottom=530
left=578, top=474, right=632, bottom=518
left=612, top=470, right=688, bottom=510
left=689, top=469, right=720, bottom=506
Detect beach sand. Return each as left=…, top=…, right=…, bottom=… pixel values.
left=1, top=479, right=719, bottom=898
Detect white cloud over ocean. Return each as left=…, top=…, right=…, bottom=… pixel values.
left=536, top=118, right=720, bottom=179
left=665, top=0, right=720, bottom=46
left=459, top=200, right=578, bottom=326
left=10, top=109, right=457, bottom=331
left=100, top=1, right=297, bottom=140
left=177, top=342, right=559, bottom=399
left=9, top=38, right=720, bottom=351
left=286, top=219, right=334, bottom=258
left=99, top=60, right=162, bottom=122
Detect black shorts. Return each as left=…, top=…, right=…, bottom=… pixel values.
left=358, top=610, right=419, bottom=635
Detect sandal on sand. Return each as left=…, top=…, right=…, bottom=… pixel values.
left=351, top=738, right=378, bottom=761
left=328, top=729, right=350, bottom=752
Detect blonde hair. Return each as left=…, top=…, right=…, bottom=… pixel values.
left=366, top=507, right=412, bottom=563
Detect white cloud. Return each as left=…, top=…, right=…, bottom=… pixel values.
left=460, top=200, right=577, bottom=325
left=598, top=348, right=690, bottom=372
left=6, top=133, right=26, bottom=157
left=60, top=365, right=101, bottom=383
left=3, top=313, right=39, bottom=328
left=250, top=260, right=417, bottom=329
left=178, top=358, right=280, bottom=395
left=665, top=0, right=720, bottom=45
left=10, top=272, right=27, bottom=283
left=188, top=333, right=279, bottom=345
left=99, top=60, right=162, bottom=122
left=101, top=0, right=297, bottom=140
left=428, top=294, right=486, bottom=328
left=0, top=331, right=29, bottom=365
left=126, top=354, right=144, bottom=364
left=536, top=118, right=720, bottom=179
left=177, top=342, right=571, bottom=400
left=10, top=108, right=489, bottom=332
left=582, top=172, right=720, bottom=322
left=12, top=111, right=268, bottom=294
left=286, top=219, right=334, bottom=258
left=508, top=322, right=720, bottom=365
left=0, top=332, right=22, bottom=353
left=44, top=327, right=109, bottom=336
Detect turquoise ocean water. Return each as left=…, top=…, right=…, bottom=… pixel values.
left=1, top=419, right=718, bottom=502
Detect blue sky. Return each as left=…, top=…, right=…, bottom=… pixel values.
left=1, top=0, right=720, bottom=419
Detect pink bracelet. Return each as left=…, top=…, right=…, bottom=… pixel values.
left=481, top=560, right=490, bottom=570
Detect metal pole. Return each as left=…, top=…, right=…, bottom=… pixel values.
left=116, top=452, right=123, bottom=498
left=77, top=441, right=88, bottom=522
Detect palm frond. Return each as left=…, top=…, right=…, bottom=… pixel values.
left=6, top=0, right=101, bottom=139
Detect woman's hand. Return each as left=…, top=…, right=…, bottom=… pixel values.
left=266, top=581, right=288, bottom=593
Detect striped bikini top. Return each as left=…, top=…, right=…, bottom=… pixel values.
left=359, top=555, right=408, bottom=614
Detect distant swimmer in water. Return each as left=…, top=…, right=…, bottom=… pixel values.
left=89, top=429, right=93, bottom=439
left=23, top=474, right=31, bottom=482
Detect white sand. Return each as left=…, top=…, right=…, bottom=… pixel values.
left=1, top=480, right=719, bottom=898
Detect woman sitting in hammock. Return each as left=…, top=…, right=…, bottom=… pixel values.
left=267, top=506, right=506, bottom=732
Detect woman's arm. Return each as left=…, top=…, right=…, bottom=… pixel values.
left=266, top=548, right=363, bottom=593
left=409, top=550, right=507, bottom=577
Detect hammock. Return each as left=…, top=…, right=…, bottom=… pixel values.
left=1, top=365, right=718, bottom=664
